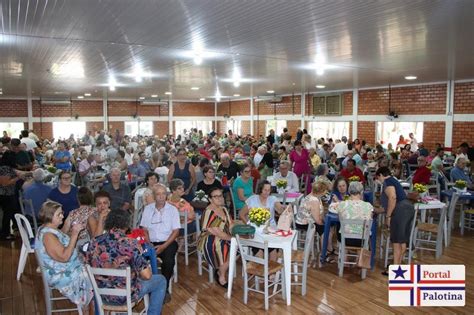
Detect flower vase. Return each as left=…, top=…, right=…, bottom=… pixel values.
left=277, top=187, right=286, bottom=195
left=454, top=187, right=467, bottom=193
left=250, top=222, right=265, bottom=234
left=419, top=191, right=428, bottom=198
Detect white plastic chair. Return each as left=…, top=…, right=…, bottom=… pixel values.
left=15, top=213, right=35, bottom=280
left=290, top=222, right=315, bottom=295
left=413, top=204, right=447, bottom=259
left=35, top=251, right=83, bottom=315
left=19, top=197, right=39, bottom=235
left=236, top=235, right=284, bottom=311
left=445, top=192, right=460, bottom=245
left=337, top=219, right=372, bottom=279
left=178, top=211, right=201, bottom=265
left=86, top=265, right=149, bottom=315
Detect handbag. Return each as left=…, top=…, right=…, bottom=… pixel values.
left=231, top=224, right=256, bottom=237
left=356, top=221, right=371, bottom=269
left=277, top=204, right=293, bottom=231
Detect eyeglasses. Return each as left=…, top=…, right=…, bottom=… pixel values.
left=211, top=194, right=224, bottom=198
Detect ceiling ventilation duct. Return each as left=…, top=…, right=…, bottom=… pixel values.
left=255, top=96, right=282, bottom=103
left=140, top=100, right=168, bottom=105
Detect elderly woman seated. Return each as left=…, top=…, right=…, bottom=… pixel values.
left=330, top=181, right=374, bottom=247
left=168, top=178, right=197, bottom=235
left=36, top=200, right=93, bottom=311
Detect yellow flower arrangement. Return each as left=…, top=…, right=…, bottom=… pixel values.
left=454, top=180, right=467, bottom=189
left=413, top=183, right=428, bottom=193
left=248, top=207, right=271, bottom=227
left=348, top=175, right=360, bottom=182
left=275, top=179, right=288, bottom=189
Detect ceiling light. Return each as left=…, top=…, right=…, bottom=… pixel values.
left=151, top=94, right=158, bottom=98
left=267, top=90, right=275, bottom=94
left=316, top=85, right=326, bottom=89
left=232, top=67, right=241, bottom=87
left=84, top=93, right=91, bottom=96
left=108, top=74, right=117, bottom=91
left=77, top=95, right=84, bottom=99
left=191, top=87, right=200, bottom=90
left=139, top=96, right=145, bottom=100
left=193, top=54, right=203, bottom=65
left=405, top=75, right=417, bottom=80
left=215, top=88, right=222, bottom=102
left=233, top=94, right=240, bottom=97
left=165, top=91, right=172, bottom=95
left=50, top=60, right=85, bottom=78
left=109, top=86, right=116, bottom=91
left=199, top=98, right=205, bottom=101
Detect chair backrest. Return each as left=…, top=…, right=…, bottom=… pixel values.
left=179, top=209, right=188, bottom=231
left=229, top=184, right=238, bottom=220
left=86, top=265, right=133, bottom=315
left=447, top=191, right=460, bottom=224
left=19, top=198, right=38, bottom=234
left=339, top=219, right=372, bottom=249
left=35, top=250, right=54, bottom=315
left=14, top=214, right=34, bottom=252
left=235, top=235, right=269, bottom=274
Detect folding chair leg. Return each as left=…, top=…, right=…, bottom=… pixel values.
left=243, top=274, right=248, bottom=305
left=16, top=245, right=28, bottom=280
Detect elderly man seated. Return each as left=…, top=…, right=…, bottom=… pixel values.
left=86, top=210, right=167, bottom=314
left=140, top=184, right=180, bottom=302
left=450, top=157, right=473, bottom=189
left=412, top=155, right=432, bottom=185
left=216, top=153, right=239, bottom=181
left=22, top=168, right=52, bottom=220
left=271, top=160, right=299, bottom=192
left=101, top=168, right=132, bottom=211
left=128, top=154, right=147, bottom=186
left=339, top=159, right=365, bottom=183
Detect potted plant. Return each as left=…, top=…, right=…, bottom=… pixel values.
left=454, top=180, right=467, bottom=193
left=413, top=183, right=428, bottom=198
left=348, top=175, right=361, bottom=182
left=275, top=179, right=288, bottom=194
left=248, top=207, right=270, bottom=233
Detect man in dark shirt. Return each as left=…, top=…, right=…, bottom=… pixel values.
left=11, top=139, right=33, bottom=171
left=102, top=168, right=132, bottom=211
left=266, top=129, right=275, bottom=146
left=217, top=153, right=239, bottom=180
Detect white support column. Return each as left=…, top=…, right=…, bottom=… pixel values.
left=168, top=98, right=173, bottom=135
left=27, top=95, right=33, bottom=130
left=103, top=89, right=108, bottom=131
left=214, top=101, right=218, bottom=132
left=301, top=92, right=306, bottom=129
left=352, top=88, right=358, bottom=140
left=250, top=96, right=254, bottom=135
left=444, top=80, right=454, bottom=148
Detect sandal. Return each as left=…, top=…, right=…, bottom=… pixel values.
left=381, top=270, right=389, bottom=276
left=215, top=270, right=228, bottom=288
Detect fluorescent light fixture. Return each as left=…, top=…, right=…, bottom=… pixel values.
left=77, top=95, right=84, bottom=99
left=405, top=75, right=417, bottom=80
left=267, top=90, right=275, bottom=94
left=50, top=60, right=85, bottom=78
left=233, top=94, right=240, bottom=97
left=151, top=94, right=158, bottom=98
left=139, top=96, right=145, bottom=100
left=84, top=93, right=91, bottom=96
left=199, top=98, right=205, bottom=101
left=165, top=91, right=172, bottom=95
left=315, top=85, right=325, bottom=89
left=108, top=74, right=117, bottom=91
left=191, top=87, right=200, bottom=90
left=232, top=67, right=241, bottom=87
left=193, top=53, right=203, bottom=65
left=215, top=88, right=222, bottom=102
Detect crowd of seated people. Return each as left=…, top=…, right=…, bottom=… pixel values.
left=0, top=126, right=472, bottom=312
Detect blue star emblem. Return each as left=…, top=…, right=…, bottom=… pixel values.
left=392, top=266, right=408, bottom=279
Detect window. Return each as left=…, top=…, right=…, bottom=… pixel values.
left=307, top=121, right=350, bottom=140
left=226, top=119, right=242, bottom=135
left=124, top=121, right=153, bottom=136
left=376, top=122, right=423, bottom=148
left=175, top=121, right=212, bottom=136
left=0, top=122, right=24, bottom=139
left=266, top=120, right=287, bottom=136
left=53, top=121, right=86, bottom=140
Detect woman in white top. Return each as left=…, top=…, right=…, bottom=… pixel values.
left=239, top=180, right=284, bottom=225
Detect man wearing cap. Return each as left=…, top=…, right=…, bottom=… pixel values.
left=23, top=168, right=52, bottom=220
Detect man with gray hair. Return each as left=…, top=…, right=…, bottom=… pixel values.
left=101, top=167, right=131, bottom=211
left=271, top=160, right=299, bottom=192
left=23, top=168, right=52, bottom=219
left=253, top=145, right=267, bottom=167
left=450, top=157, right=472, bottom=188
left=217, top=152, right=239, bottom=180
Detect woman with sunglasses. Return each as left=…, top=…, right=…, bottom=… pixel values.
left=197, top=187, right=233, bottom=288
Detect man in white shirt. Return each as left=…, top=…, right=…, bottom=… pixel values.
left=332, top=136, right=348, bottom=165
left=20, top=130, right=37, bottom=151
left=253, top=145, right=266, bottom=167
left=140, top=184, right=180, bottom=298
left=409, top=133, right=418, bottom=152
left=271, top=160, right=299, bottom=192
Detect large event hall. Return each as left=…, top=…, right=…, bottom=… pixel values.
left=0, top=0, right=473, bottom=314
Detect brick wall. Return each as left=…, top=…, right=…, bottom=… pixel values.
left=0, top=100, right=27, bottom=116
left=86, top=122, right=104, bottom=134
left=107, top=101, right=169, bottom=117
left=452, top=122, right=474, bottom=147
left=173, top=102, right=214, bottom=117
left=32, top=100, right=103, bottom=117
left=423, top=122, right=446, bottom=149
left=154, top=121, right=169, bottom=137
left=254, top=95, right=302, bottom=116
left=108, top=122, right=124, bottom=136
left=454, top=82, right=474, bottom=114
left=33, top=122, right=53, bottom=139
left=357, top=122, right=376, bottom=146
left=217, top=100, right=250, bottom=116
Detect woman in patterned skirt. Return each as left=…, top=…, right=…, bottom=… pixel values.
left=198, top=187, right=233, bottom=288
